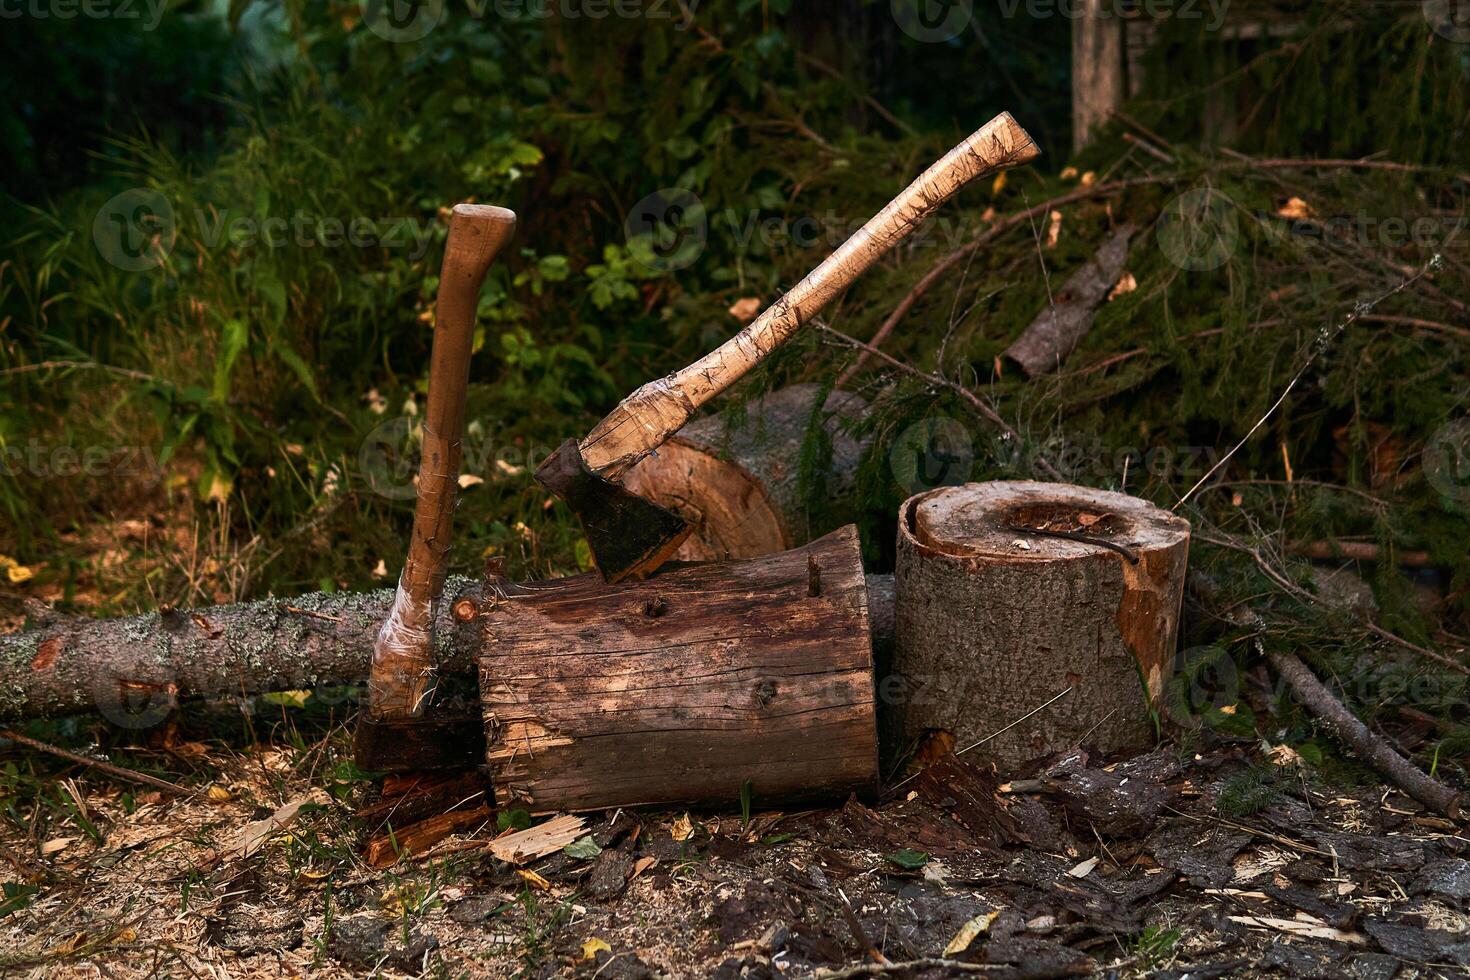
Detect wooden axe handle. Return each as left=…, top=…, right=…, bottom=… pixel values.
left=368, top=203, right=516, bottom=720
left=579, top=112, right=1038, bottom=479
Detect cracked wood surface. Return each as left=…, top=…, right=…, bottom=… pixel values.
left=478, top=526, right=877, bottom=812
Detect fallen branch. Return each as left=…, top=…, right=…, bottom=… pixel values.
left=0, top=729, right=199, bottom=798
left=1265, top=646, right=1461, bottom=819
left=1188, top=574, right=1462, bottom=820
left=1003, top=225, right=1134, bottom=376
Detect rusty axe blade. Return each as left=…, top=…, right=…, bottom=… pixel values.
left=535, top=438, right=692, bottom=584
left=539, top=113, right=1039, bottom=582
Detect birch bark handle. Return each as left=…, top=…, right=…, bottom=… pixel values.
left=368, top=203, right=517, bottom=720
left=579, top=112, right=1039, bottom=478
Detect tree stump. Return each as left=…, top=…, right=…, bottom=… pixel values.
left=478, top=526, right=878, bottom=812
left=620, top=384, right=868, bottom=561
left=894, top=481, right=1189, bottom=771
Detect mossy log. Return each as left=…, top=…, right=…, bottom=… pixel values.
left=620, top=384, right=869, bottom=561
left=478, top=526, right=879, bottom=812
left=893, top=481, right=1190, bottom=771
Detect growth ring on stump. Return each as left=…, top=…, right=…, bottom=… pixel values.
left=894, top=481, right=1190, bottom=771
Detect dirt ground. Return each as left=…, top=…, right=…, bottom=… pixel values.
left=0, top=711, right=1466, bottom=979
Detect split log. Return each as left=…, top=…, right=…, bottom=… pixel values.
left=1003, top=225, right=1133, bottom=377
left=477, top=526, right=878, bottom=812
left=620, top=384, right=869, bottom=560
left=893, top=481, right=1190, bottom=771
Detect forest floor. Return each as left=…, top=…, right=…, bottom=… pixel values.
left=0, top=714, right=1466, bottom=979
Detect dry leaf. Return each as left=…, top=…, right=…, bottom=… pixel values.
left=991, top=171, right=1008, bottom=195
left=1060, top=166, right=1079, bottom=180
left=206, top=785, right=234, bottom=802
left=1076, top=512, right=1101, bottom=527
left=40, top=837, right=74, bottom=856
left=495, top=459, right=524, bottom=477
left=1268, top=744, right=1303, bottom=767
left=943, top=910, right=1001, bottom=955
left=516, top=868, right=551, bottom=891
left=1067, top=856, right=1100, bottom=878
left=728, top=297, right=761, bottom=323
left=1107, top=271, right=1137, bottom=301
left=579, top=938, right=612, bottom=962
left=1080, top=170, right=1097, bottom=187
left=0, top=556, right=34, bottom=585
left=372, top=559, right=388, bottom=579
left=457, top=474, right=485, bottom=489
left=1045, top=210, right=1063, bottom=249
left=1277, top=196, right=1314, bottom=221
left=630, top=856, right=657, bottom=881
left=671, top=813, right=695, bottom=842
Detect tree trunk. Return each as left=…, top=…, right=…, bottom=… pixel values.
left=1072, top=0, right=1126, bottom=153
left=477, top=526, right=878, bottom=812
left=893, top=481, right=1189, bottom=771
left=0, top=578, right=898, bottom=729
left=619, top=384, right=869, bottom=561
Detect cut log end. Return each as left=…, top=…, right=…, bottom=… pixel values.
left=894, top=481, right=1190, bottom=771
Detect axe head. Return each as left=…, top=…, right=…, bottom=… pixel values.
left=535, top=438, right=692, bottom=583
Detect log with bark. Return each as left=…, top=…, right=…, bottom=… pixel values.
left=0, top=573, right=897, bottom=726
left=1003, top=225, right=1133, bottom=377
left=620, top=384, right=869, bottom=561
left=476, top=526, right=879, bottom=812
left=893, top=481, right=1190, bottom=771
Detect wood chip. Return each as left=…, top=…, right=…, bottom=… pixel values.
left=489, top=814, right=586, bottom=865
left=1227, top=914, right=1366, bottom=945
left=225, top=791, right=326, bottom=860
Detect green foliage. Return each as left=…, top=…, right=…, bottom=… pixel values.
left=1215, top=766, right=1282, bottom=818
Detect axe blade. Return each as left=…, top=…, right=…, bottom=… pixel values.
left=535, top=439, right=692, bottom=583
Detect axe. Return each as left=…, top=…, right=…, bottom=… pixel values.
left=537, top=112, right=1039, bottom=583
left=356, top=203, right=516, bottom=771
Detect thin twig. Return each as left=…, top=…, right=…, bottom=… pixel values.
left=818, top=321, right=1064, bottom=481
left=1, top=730, right=199, bottom=798
left=889, top=688, right=1073, bottom=793
left=1175, top=258, right=1440, bottom=510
